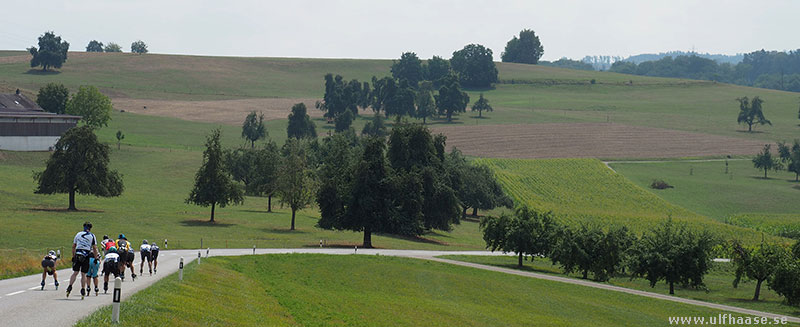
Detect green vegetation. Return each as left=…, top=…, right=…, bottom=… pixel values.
left=610, top=160, right=800, bottom=238
left=77, top=254, right=762, bottom=326
left=477, top=158, right=763, bottom=241
left=442, top=255, right=800, bottom=317
left=27, top=31, right=69, bottom=71
left=501, top=29, right=544, bottom=64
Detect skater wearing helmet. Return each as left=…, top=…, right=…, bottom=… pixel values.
left=139, top=239, right=152, bottom=276
left=40, top=250, right=59, bottom=290
left=102, top=246, right=121, bottom=293
left=100, top=235, right=114, bottom=255
left=115, top=234, right=136, bottom=281
left=66, top=222, right=98, bottom=299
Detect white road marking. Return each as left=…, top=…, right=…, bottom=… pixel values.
left=28, top=286, right=39, bottom=290
left=6, top=291, right=24, bottom=296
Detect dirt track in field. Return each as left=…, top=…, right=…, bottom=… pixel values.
left=112, top=97, right=322, bottom=124
left=431, top=123, right=771, bottom=159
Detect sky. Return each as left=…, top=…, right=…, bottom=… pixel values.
left=2, top=0, right=799, bottom=61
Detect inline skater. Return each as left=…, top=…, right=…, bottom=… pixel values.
left=86, top=253, right=101, bottom=296
left=66, top=222, right=98, bottom=299
left=40, top=250, right=59, bottom=290
left=100, top=235, right=114, bottom=255
left=139, top=240, right=152, bottom=276
left=115, top=234, right=136, bottom=281
left=102, top=246, right=120, bottom=293
left=150, top=242, right=160, bottom=274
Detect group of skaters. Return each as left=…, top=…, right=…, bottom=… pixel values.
left=39, top=222, right=161, bottom=300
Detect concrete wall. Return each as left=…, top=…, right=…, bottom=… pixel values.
left=0, top=136, right=60, bottom=151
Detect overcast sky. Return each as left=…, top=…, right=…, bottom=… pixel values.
left=2, top=0, right=799, bottom=61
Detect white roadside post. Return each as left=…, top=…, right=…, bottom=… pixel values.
left=197, top=251, right=201, bottom=264
left=206, top=248, right=209, bottom=258
left=112, top=277, right=122, bottom=323
left=179, top=257, right=184, bottom=281
left=252, top=245, right=256, bottom=255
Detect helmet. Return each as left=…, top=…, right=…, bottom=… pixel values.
left=142, top=239, right=148, bottom=244
left=119, top=234, right=126, bottom=240
left=103, top=235, right=109, bottom=240
left=108, top=246, right=117, bottom=253
left=48, top=250, right=56, bottom=256
left=83, top=222, right=93, bottom=231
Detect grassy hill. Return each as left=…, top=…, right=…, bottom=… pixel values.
left=76, top=254, right=758, bottom=326
left=1, top=51, right=799, bottom=143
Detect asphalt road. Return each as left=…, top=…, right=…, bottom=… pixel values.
left=1, top=248, right=797, bottom=326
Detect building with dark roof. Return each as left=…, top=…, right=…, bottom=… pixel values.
left=0, top=90, right=81, bottom=151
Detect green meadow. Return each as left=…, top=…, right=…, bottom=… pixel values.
left=76, top=254, right=763, bottom=327
left=442, top=255, right=800, bottom=318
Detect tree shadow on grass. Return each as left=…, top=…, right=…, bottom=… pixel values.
left=735, top=130, right=767, bottom=134
left=261, top=227, right=307, bottom=234
left=378, top=233, right=450, bottom=246
left=29, top=207, right=103, bottom=213
left=468, top=115, right=492, bottom=119
left=422, top=230, right=454, bottom=240
left=794, top=185, right=800, bottom=191
left=24, top=69, right=61, bottom=75
left=301, top=242, right=374, bottom=248
left=180, top=219, right=235, bottom=227
left=239, top=209, right=282, bottom=215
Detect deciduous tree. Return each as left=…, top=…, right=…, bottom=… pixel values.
left=28, top=31, right=69, bottom=71
left=86, top=40, right=103, bottom=52
left=36, top=82, right=69, bottom=114
left=391, top=52, right=423, bottom=87
left=115, top=130, right=124, bottom=150
left=752, top=144, right=782, bottom=179
left=471, top=93, right=493, bottom=118
left=104, top=43, right=122, bottom=53
left=501, top=29, right=544, bottom=64
left=287, top=103, right=317, bottom=139
left=361, top=113, right=387, bottom=137
left=66, top=86, right=113, bottom=129
left=278, top=139, right=317, bottom=230
left=731, top=241, right=789, bottom=301
left=770, top=259, right=800, bottom=306
left=450, top=44, right=498, bottom=88
left=737, top=96, right=771, bottom=132
left=415, top=81, right=436, bottom=124
left=435, top=75, right=470, bottom=122
left=480, top=206, right=557, bottom=267
left=241, top=111, right=266, bottom=148
left=130, top=40, right=148, bottom=54
left=34, top=126, right=123, bottom=211
left=186, top=129, right=244, bottom=222
left=423, top=56, right=451, bottom=86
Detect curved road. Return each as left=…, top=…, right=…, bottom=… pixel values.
left=1, top=248, right=796, bottom=326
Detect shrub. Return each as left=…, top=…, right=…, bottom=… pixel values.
left=650, top=179, right=674, bottom=190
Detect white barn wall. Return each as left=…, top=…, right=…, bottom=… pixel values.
left=0, top=136, right=60, bottom=151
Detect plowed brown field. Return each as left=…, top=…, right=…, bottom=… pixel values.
left=432, top=123, right=770, bottom=159
left=112, top=97, right=321, bottom=124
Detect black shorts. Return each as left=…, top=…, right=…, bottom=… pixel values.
left=127, top=252, right=135, bottom=265
left=41, top=259, right=55, bottom=269
left=151, top=250, right=159, bottom=260
left=140, top=250, right=152, bottom=262
left=72, top=254, right=90, bottom=273
left=103, top=261, right=119, bottom=277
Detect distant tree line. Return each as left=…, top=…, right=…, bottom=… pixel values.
left=481, top=210, right=800, bottom=305
left=610, top=50, right=800, bottom=92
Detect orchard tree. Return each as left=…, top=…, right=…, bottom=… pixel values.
left=104, top=43, right=122, bottom=52
left=391, top=52, right=423, bottom=87
left=551, top=225, right=634, bottom=281
left=28, top=31, right=69, bottom=71
left=186, top=129, right=244, bottom=222
left=737, top=96, right=771, bottom=132
left=471, top=93, right=493, bottom=118
left=36, top=82, right=69, bottom=114
left=450, top=44, right=498, bottom=88
left=435, top=75, right=470, bottom=122
left=731, top=241, right=789, bottom=301
left=241, top=111, right=266, bottom=148
left=287, top=103, right=317, bottom=139
left=86, top=40, right=104, bottom=52
left=752, top=144, right=782, bottom=179
left=415, top=81, right=436, bottom=124
left=770, top=259, right=800, bottom=306
left=34, top=126, right=123, bottom=211
left=316, top=133, right=359, bottom=233
left=501, top=29, right=544, bottom=64
left=278, top=139, right=317, bottom=230
left=66, top=86, right=113, bottom=129
left=334, top=110, right=354, bottom=133
left=480, top=206, right=557, bottom=267
left=629, top=219, right=717, bottom=295
left=130, top=40, right=148, bottom=54
left=225, top=142, right=280, bottom=211
left=344, top=137, right=391, bottom=247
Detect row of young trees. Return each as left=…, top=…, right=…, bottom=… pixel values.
left=27, top=31, right=150, bottom=72
left=481, top=209, right=800, bottom=305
